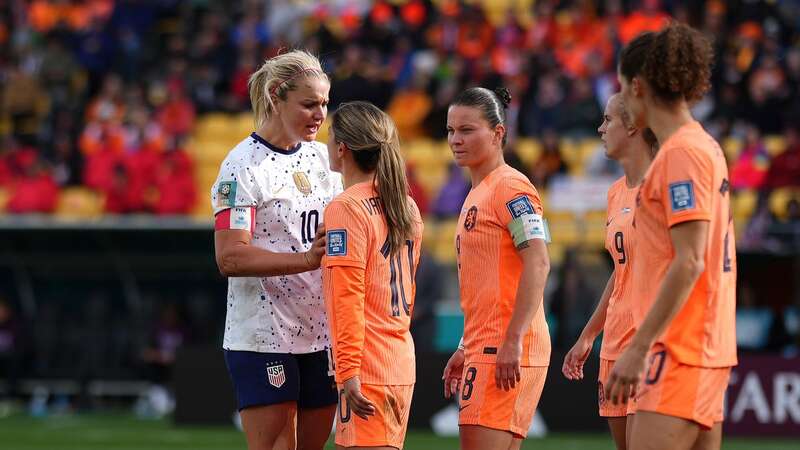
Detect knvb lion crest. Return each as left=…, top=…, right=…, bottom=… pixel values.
left=464, top=206, right=478, bottom=231
left=267, top=364, right=286, bottom=388
left=293, top=172, right=313, bottom=195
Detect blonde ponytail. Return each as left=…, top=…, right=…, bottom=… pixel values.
left=376, top=135, right=415, bottom=256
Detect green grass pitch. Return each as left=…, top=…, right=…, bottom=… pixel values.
left=0, top=414, right=796, bottom=450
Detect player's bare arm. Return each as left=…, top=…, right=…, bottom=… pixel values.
left=497, top=238, right=549, bottom=391
left=605, top=220, right=709, bottom=405
left=214, top=224, right=326, bottom=277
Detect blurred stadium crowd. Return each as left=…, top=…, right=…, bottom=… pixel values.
left=0, top=0, right=798, bottom=228
left=1, top=0, right=800, bottom=411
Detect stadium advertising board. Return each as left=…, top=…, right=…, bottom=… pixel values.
left=725, top=355, right=800, bottom=437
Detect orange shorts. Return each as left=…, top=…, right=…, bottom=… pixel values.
left=634, top=345, right=731, bottom=429
left=457, top=362, right=547, bottom=438
left=334, top=383, right=414, bottom=449
left=598, top=358, right=636, bottom=417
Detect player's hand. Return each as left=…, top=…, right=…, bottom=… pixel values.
left=562, top=337, right=593, bottom=380
left=496, top=336, right=522, bottom=391
left=605, top=345, right=647, bottom=405
left=442, top=348, right=465, bottom=399
left=305, top=223, right=326, bottom=269
left=342, top=376, right=375, bottom=420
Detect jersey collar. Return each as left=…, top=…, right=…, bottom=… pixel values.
left=251, top=132, right=302, bottom=155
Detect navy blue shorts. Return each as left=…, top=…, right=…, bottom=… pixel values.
left=224, top=349, right=338, bottom=411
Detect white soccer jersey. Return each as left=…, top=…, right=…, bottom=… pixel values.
left=211, top=133, right=343, bottom=354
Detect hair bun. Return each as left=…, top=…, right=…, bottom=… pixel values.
left=493, top=87, right=511, bottom=108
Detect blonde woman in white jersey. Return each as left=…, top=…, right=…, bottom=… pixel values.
left=212, top=50, right=342, bottom=450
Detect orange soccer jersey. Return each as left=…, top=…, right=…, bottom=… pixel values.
left=455, top=165, right=550, bottom=367
left=322, top=181, right=423, bottom=385
left=600, top=177, right=639, bottom=361
left=632, top=121, right=737, bottom=368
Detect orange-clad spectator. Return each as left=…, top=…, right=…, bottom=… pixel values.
left=28, top=0, right=113, bottom=32
left=426, top=15, right=459, bottom=54
left=7, top=161, right=59, bottom=213
left=552, top=5, right=614, bottom=78
left=618, top=0, right=669, bottom=44
left=386, top=75, right=432, bottom=141
left=749, top=55, right=787, bottom=102
left=28, top=0, right=71, bottom=33
left=85, top=74, right=125, bottom=124
left=522, top=1, right=557, bottom=52
left=79, top=119, right=126, bottom=155
left=156, top=86, right=196, bottom=138
left=125, top=106, right=166, bottom=154
left=400, top=0, right=427, bottom=28
left=457, top=13, right=494, bottom=60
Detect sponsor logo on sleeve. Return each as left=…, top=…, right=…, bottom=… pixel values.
left=326, top=230, right=347, bottom=256
left=217, top=181, right=237, bottom=207
left=669, top=181, right=695, bottom=212
left=506, top=196, right=535, bottom=218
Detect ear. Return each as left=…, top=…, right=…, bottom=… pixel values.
left=494, top=124, right=506, bottom=146
left=626, top=126, right=637, bottom=137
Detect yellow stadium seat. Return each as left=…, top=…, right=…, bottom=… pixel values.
left=55, top=188, right=103, bottom=218
left=722, top=137, right=742, bottom=162
left=405, top=139, right=441, bottom=166
left=769, top=188, right=799, bottom=220
left=764, top=135, right=787, bottom=156
left=578, top=138, right=601, bottom=160
left=547, top=242, right=566, bottom=266
left=547, top=211, right=580, bottom=246
left=432, top=218, right=459, bottom=264
left=194, top=113, right=233, bottom=139
left=514, top=138, right=541, bottom=166
left=732, top=189, right=758, bottom=221
left=234, top=113, right=256, bottom=136
left=559, top=138, right=581, bottom=169
left=422, top=216, right=438, bottom=252
left=414, top=164, right=448, bottom=199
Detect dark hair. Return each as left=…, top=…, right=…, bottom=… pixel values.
left=450, top=86, right=512, bottom=146
left=330, top=101, right=414, bottom=256
left=619, top=23, right=713, bottom=103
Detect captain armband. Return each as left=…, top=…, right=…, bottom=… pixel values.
left=508, top=213, right=551, bottom=247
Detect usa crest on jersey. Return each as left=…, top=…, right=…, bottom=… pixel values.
left=267, top=364, right=286, bottom=388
